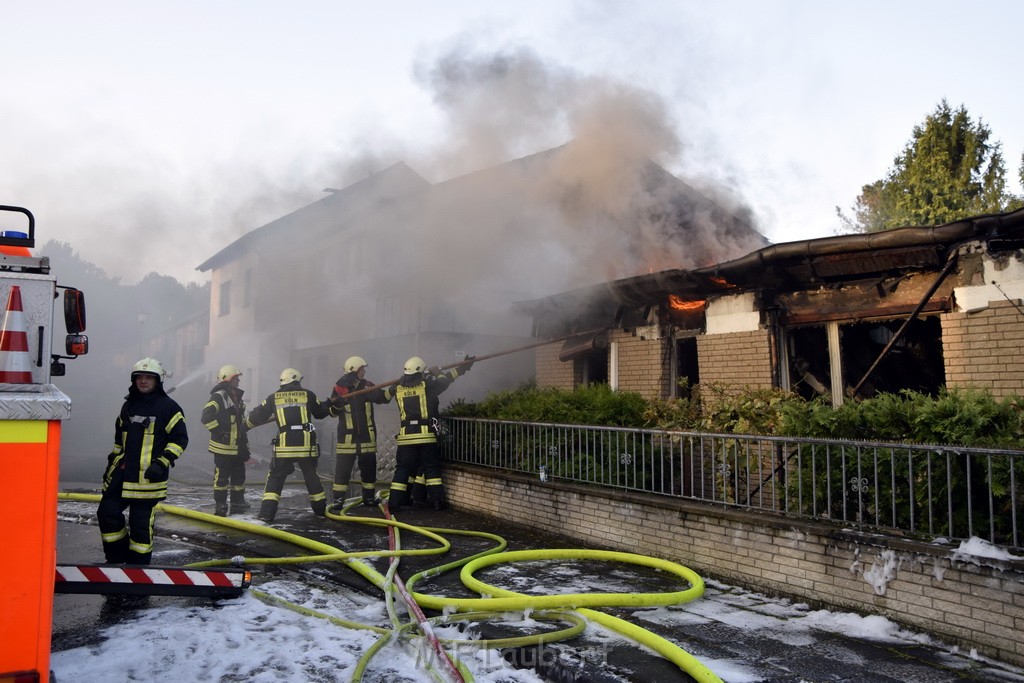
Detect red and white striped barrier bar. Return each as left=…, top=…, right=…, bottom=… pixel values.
left=55, top=564, right=251, bottom=598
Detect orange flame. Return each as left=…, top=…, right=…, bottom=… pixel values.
left=710, top=275, right=735, bottom=288
left=669, top=295, right=706, bottom=311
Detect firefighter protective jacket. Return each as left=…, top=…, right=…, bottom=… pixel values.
left=246, top=380, right=331, bottom=458
left=105, top=380, right=188, bottom=501
left=202, top=381, right=248, bottom=456
left=329, top=371, right=386, bottom=454
left=382, top=366, right=467, bottom=445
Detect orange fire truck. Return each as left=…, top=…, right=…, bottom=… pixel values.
left=0, top=205, right=88, bottom=683
left=0, top=206, right=250, bottom=682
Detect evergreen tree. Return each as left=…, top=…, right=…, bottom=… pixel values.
left=839, top=100, right=1019, bottom=232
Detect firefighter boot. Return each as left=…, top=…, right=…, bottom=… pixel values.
left=428, top=485, right=448, bottom=512
left=214, top=489, right=229, bottom=517
left=362, top=485, right=381, bottom=507
left=311, top=499, right=327, bottom=517
left=125, top=548, right=152, bottom=565
left=328, top=483, right=348, bottom=513
left=388, top=485, right=409, bottom=512
left=257, top=499, right=278, bottom=524
left=409, top=475, right=428, bottom=506
left=102, top=535, right=130, bottom=564
left=229, top=488, right=250, bottom=515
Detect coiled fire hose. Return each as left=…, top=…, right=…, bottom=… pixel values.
left=57, top=491, right=722, bottom=682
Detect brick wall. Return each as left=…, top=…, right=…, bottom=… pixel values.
left=445, top=464, right=1024, bottom=667
left=535, top=345, right=574, bottom=390
left=941, top=299, right=1024, bottom=398
left=696, top=329, right=774, bottom=392
left=611, top=329, right=668, bottom=399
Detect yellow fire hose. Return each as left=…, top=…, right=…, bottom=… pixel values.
left=57, top=491, right=722, bottom=683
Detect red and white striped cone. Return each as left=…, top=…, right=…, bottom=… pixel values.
left=0, top=285, right=33, bottom=383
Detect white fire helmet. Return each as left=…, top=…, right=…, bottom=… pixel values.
left=403, top=356, right=427, bottom=375
left=344, top=356, right=367, bottom=374
left=132, top=357, right=166, bottom=380
left=279, top=368, right=303, bottom=384
left=218, top=364, right=242, bottom=382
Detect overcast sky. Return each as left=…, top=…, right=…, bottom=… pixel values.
left=3, top=1, right=1022, bottom=285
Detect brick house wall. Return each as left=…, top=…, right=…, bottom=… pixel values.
left=445, top=464, right=1024, bottom=667
left=941, top=299, right=1024, bottom=398
left=610, top=329, right=668, bottom=400
left=696, top=329, right=774, bottom=393
left=535, top=344, right=574, bottom=390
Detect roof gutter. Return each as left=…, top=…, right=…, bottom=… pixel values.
left=703, top=209, right=1024, bottom=280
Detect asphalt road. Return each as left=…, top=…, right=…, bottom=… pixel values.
left=53, top=484, right=1024, bottom=682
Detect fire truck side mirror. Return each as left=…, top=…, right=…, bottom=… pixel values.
left=63, top=288, right=86, bottom=334
left=65, top=334, right=88, bottom=356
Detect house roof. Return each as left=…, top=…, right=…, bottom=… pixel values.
left=517, top=207, right=1024, bottom=322
left=195, top=162, right=431, bottom=272
left=195, top=142, right=770, bottom=289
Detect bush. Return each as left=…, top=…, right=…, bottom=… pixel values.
left=444, top=382, right=648, bottom=427
left=448, top=382, right=1024, bottom=448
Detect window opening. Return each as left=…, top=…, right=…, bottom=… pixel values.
left=218, top=281, right=231, bottom=317
left=674, top=336, right=699, bottom=399
left=574, top=348, right=608, bottom=386
left=787, top=316, right=944, bottom=403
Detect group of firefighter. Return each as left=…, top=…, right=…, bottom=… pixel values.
left=98, top=353, right=473, bottom=565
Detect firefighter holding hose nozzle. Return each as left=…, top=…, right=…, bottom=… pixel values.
left=378, top=354, right=473, bottom=511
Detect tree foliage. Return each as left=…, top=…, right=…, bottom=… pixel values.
left=839, top=100, right=1023, bottom=232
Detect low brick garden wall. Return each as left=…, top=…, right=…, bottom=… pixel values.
left=445, top=463, right=1024, bottom=667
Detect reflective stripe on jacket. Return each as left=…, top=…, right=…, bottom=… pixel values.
left=382, top=367, right=463, bottom=445
left=329, top=373, right=386, bottom=454
left=202, top=382, right=247, bottom=456
left=110, top=384, right=188, bottom=501
left=246, top=382, right=330, bottom=458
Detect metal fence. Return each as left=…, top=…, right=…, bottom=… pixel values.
left=440, top=417, right=1024, bottom=550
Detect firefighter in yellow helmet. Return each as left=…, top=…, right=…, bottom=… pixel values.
left=326, top=355, right=388, bottom=511
left=202, top=364, right=249, bottom=516
left=98, top=358, right=188, bottom=564
left=245, top=368, right=332, bottom=523
left=380, top=354, right=473, bottom=511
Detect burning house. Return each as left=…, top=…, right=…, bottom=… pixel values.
left=195, top=142, right=766, bottom=404
left=520, top=207, right=1024, bottom=404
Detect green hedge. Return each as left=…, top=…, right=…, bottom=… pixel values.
left=447, top=383, right=1024, bottom=449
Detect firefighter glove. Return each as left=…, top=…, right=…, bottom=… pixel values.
left=145, top=457, right=170, bottom=481
left=463, top=355, right=475, bottom=371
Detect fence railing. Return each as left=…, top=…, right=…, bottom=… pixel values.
left=440, top=417, right=1023, bottom=550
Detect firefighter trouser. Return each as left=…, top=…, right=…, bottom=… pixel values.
left=98, top=472, right=159, bottom=565
left=388, top=442, right=444, bottom=509
left=333, top=445, right=377, bottom=502
left=213, top=453, right=248, bottom=511
left=259, top=456, right=326, bottom=521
